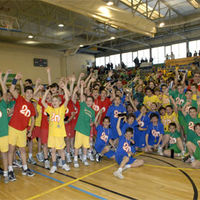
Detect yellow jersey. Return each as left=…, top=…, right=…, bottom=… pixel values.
left=161, top=112, right=178, bottom=132
left=45, top=104, right=67, bottom=137
left=143, top=95, right=159, bottom=110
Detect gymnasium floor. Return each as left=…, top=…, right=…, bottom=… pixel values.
left=0, top=151, right=199, bottom=200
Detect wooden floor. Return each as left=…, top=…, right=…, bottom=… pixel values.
left=0, top=152, right=199, bottom=200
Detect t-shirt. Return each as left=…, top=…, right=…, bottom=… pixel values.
left=121, top=121, right=138, bottom=135
left=146, top=122, right=164, bottom=145
left=134, top=111, right=150, bottom=129
left=6, top=100, right=15, bottom=122
left=116, top=135, right=135, bottom=157
left=106, top=104, right=126, bottom=138
left=182, top=100, right=198, bottom=114
left=38, top=98, right=49, bottom=130
left=161, top=112, right=178, bottom=132
left=192, top=134, right=200, bottom=148
left=143, top=95, right=159, bottom=110
left=0, top=100, right=9, bottom=137
left=45, top=104, right=67, bottom=137
left=95, top=125, right=113, bottom=146
left=165, top=130, right=181, bottom=148
left=171, top=90, right=186, bottom=108
left=75, top=102, right=95, bottom=136
left=160, top=94, right=170, bottom=107
left=9, top=95, right=36, bottom=131
left=93, top=96, right=112, bottom=124
left=184, top=114, right=200, bottom=141
left=34, top=102, right=42, bottom=127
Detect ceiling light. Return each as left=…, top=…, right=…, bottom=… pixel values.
left=28, top=35, right=33, bottom=39
left=110, top=36, right=115, bottom=40
left=19, top=40, right=40, bottom=45
left=159, top=22, right=165, bottom=27
left=107, top=1, right=114, bottom=6
left=80, top=44, right=84, bottom=47
left=58, top=24, right=64, bottom=27
left=98, top=6, right=111, bottom=17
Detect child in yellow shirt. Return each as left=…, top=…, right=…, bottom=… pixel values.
left=42, top=81, right=70, bottom=174
left=143, top=87, right=159, bottom=110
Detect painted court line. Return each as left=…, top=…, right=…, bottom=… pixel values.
left=144, top=164, right=200, bottom=171
left=32, top=170, right=107, bottom=200
left=26, top=163, right=116, bottom=200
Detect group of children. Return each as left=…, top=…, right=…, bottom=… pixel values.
left=0, top=66, right=200, bottom=183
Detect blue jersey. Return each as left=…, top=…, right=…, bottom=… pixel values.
left=116, top=135, right=135, bottom=156
left=106, top=104, right=126, bottom=139
left=134, top=111, right=150, bottom=129
left=147, top=111, right=161, bottom=121
left=121, top=121, right=138, bottom=135
left=146, top=122, right=164, bottom=146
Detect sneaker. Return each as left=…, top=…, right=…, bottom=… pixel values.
left=4, top=176, right=9, bottom=184
left=83, top=159, right=89, bottom=166
left=8, top=171, right=16, bottom=181
left=50, top=166, right=57, bottom=174
left=66, top=154, right=72, bottom=163
left=36, top=153, right=44, bottom=163
left=58, top=158, right=62, bottom=167
left=113, top=170, right=124, bottom=179
left=96, top=153, right=102, bottom=162
left=157, top=146, right=163, bottom=156
left=62, top=164, right=70, bottom=171
left=74, top=160, right=79, bottom=168
left=44, top=160, right=50, bottom=169
left=22, top=168, right=35, bottom=177
left=13, top=160, right=22, bottom=168
left=88, top=152, right=95, bottom=161
left=28, top=157, right=36, bottom=165
left=183, top=154, right=191, bottom=162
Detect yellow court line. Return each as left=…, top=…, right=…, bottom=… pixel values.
left=26, top=152, right=144, bottom=200
left=144, top=164, right=200, bottom=171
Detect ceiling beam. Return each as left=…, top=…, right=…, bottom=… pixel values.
left=93, top=45, right=120, bottom=52
left=122, top=37, right=151, bottom=47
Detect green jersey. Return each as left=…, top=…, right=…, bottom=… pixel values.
left=171, top=90, right=186, bottom=108
left=6, top=100, right=15, bottom=122
left=192, top=134, right=200, bottom=148
left=166, top=130, right=180, bottom=148
left=185, top=114, right=200, bottom=142
left=0, top=100, right=9, bottom=137
left=75, top=102, right=95, bottom=136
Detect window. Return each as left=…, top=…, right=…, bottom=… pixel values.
left=96, top=57, right=105, bottom=66
left=137, top=49, right=150, bottom=62
left=165, top=45, right=171, bottom=57
left=122, top=52, right=133, bottom=67
left=110, top=54, right=120, bottom=68
left=171, top=42, right=186, bottom=59
left=189, top=40, right=200, bottom=54
left=105, top=56, right=110, bottom=65
left=152, top=46, right=165, bottom=64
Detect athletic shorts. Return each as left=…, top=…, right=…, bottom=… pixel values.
left=48, top=136, right=65, bottom=150
left=32, top=126, right=41, bottom=139
left=194, top=147, right=200, bottom=161
left=8, top=126, right=27, bottom=148
left=115, top=154, right=136, bottom=165
left=41, top=128, right=48, bottom=145
left=74, top=131, right=90, bottom=149
left=0, top=136, right=8, bottom=152
left=65, top=123, right=75, bottom=138
left=169, top=144, right=181, bottom=153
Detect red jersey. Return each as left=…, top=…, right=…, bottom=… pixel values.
left=38, top=98, right=49, bottom=129
left=92, top=96, right=112, bottom=124
left=9, top=95, right=36, bottom=131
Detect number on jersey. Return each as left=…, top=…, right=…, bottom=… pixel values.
left=20, top=105, right=31, bottom=117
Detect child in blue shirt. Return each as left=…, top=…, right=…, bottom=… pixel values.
left=106, top=96, right=126, bottom=141
left=94, top=115, right=115, bottom=162
left=114, top=127, right=144, bottom=179
left=145, top=113, right=164, bottom=153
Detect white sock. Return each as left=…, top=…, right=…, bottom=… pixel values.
left=29, top=153, right=32, bottom=159
left=67, top=152, right=70, bottom=156
left=23, top=165, right=28, bottom=171
left=74, top=156, right=78, bottom=161
left=8, top=166, right=13, bottom=172
left=3, top=171, right=8, bottom=177
left=123, top=164, right=131, bottom=171
left=83, top=155, right=87, bottom=160
left=117, top=167, right=122, bottom=173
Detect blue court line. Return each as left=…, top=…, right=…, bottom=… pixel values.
left=32, top=169, right=107, bottom=200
